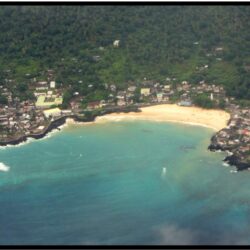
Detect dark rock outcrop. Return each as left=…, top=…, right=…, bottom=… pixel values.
left=223, top=155, right=249, bottom=171
left=0, top=106, right=141, bottom=147
left=208, top=133, right=250, bottom=172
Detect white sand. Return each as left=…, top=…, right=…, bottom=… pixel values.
left=66, top=104, right=231, bottom=131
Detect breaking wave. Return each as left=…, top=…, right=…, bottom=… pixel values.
left=0, top=162, right=9, bottom=172
left=0, top=137, right=36, bottom=150
left=0, top=123, right=68, bottom=150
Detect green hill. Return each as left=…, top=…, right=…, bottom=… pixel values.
left=0, top=5, right=250, bottom=99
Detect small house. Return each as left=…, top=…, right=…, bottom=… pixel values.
left=178, top=100, right=192, bottom=107
left=87, top=101, right=101, bottom=110
left=50, top=81, right=56, bottom=89
left=156, top=93, right=164, bottom=102
left=43, top=108, right=62, bottom=118
left=110, top=85, right=116, bottom=92
left=117, top=99, right=126, bottom=106
left=113, top=40, right=120, bottom=47
left=140, top=88, right=151, bottom=96
left=128, top=86, right=136, bottom=92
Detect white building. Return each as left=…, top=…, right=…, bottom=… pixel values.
left=140, top=88, right=151, bottom=96
left=43, top=108, right=61, bottom=118
left=50, top=81, right=56, bottom=88
left=113, top=40, right=120, bottom=47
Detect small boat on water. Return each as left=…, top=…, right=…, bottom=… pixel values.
left=162, top=167, right=167, bottom=175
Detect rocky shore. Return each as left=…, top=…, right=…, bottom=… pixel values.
left=208, top=110, right=250, bottom=171
left=1, top=103, right=249, bottom=173
left=0, top=106, right=140, bottom=147
left=208, top=137, right=250, bottom=172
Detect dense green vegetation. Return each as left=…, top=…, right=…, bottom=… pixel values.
left=0, top=95, right=8, bottom=105
left=193, top=93, right=215, bottom=109
left=0, top=5, right=250, bottom=100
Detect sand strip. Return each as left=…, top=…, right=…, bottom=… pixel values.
left=67, top=104, right=230, bottom=132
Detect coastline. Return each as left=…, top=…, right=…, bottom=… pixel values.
left=1, top=103, right=246, bottom=171
left=92, top=104, right=230, bottom=132
left=0, top=106, right=140, bottom=147
left=0, top=104, right=229, bottom=147
left=0, top=104, right=229, bottom=143
left=0, top=115, right=72, bottom=148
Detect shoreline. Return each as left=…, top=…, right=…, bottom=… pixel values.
left=0, top=115, right=72, bottom=148
left=92, top=104, right=230, bottom=132
left=68, top=114, right=218, bottom=131
left=1, top=103, right=246, bottom=171
left=93, top=115, right=219, bottom=131
left=0, top=104, right=227, bottom=147
left=0, top=106, right=140, bottom=147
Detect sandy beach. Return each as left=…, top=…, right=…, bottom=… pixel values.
left=81, top=104, right=231, bottom=131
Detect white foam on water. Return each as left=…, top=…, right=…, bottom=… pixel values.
left=223, top=162, right=230, bottom=167
left=0, top=137, right=36, bottom=150
left=58, top=123, right=68, bottom=130
left=0, top=162, right=9, bottom=172
left=40, top=129, right=59, bottom=140
left=230, top=169, right=237, bottom=174
left=0, top=123, right=69, bottom=150
left=95, top=115, right=136, bottom=123
left=39, top=123, right=68, bottom=141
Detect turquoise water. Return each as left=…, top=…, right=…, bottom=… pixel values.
left=0, top=121, right=250, bottom=245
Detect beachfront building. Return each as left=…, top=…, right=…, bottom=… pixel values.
left=36, top=95, right=63, bottom=109
left=116, top=91, right=127, bottom=106
left=156, top=93, right=164, bottom=102
left=178, top=100, right=192, bottom=107
left=87, top=101, right=101, bottom=110
left=117, top=99, right=126, bottom=106
left=43, top=108, right=62, bottom=118
left=141, top=88, right=151, bottom=96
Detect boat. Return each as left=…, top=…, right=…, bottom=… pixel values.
left=162, top=167, right=167, bottom=175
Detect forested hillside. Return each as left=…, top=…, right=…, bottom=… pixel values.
left=0, top=5, right=250, bottom=100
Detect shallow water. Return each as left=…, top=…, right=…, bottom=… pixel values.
left=0, top=121, right=249, bottom=245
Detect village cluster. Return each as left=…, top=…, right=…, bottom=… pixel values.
left=0, top=76, right=243, bottom=140
left=0, top=69, right=249, bottom=167
left=0, top=42, right=234, bottom=141
left=78, top=79, right=228, bottom=111
left=0, top=73, right=72, bottom=140
left=212, top=104, right=250, bottom=166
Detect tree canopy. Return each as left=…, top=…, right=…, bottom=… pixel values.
left=0, top=5, right=250, bottom=99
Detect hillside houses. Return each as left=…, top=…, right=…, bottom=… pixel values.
left=0, top=78, right=64, bottom=140
left=116, top=91, right=127, bottom=106
left=140, top=88, right=151, bottom=96
left=0, top=96, right=48, bottom=139
left=87, top=101, right=102, bottom=110
left=35, top=81, right=48, bottom=91
left=0, top=63, right=248, bottom=167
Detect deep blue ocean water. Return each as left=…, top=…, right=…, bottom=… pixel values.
left=0, top=121, right=250, bottom=245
